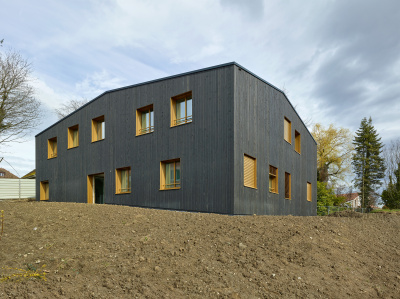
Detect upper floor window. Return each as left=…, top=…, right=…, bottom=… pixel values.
left=136, top=105, right=154, bottom=135
left=68, top=125, right=79, bottom=149
left=48, top=137, right=57, bottom=159
left=92, top=115, right=105, bottom=142
left=285, top=172, right=291, bottom=199
left=116, top=167, right=131, bottom=194
left=269, top=165, right=278, bottom=193
left=284, top=117, right=291, bottom=144
left=295, top=130, right=301, bottom=153
left=160, top=159, right=181, bottom=190
left=244, top=154, right=257, bottom=189
left=171, top=91, right=192, bottom=127
left=307, top=182, right=312, bottom=202
left=0, top=172, right=5, bottom=177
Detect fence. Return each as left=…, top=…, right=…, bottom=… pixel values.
left=317, top=206, right=367, bottom=216
left=0, top=179, right=35, bottom=200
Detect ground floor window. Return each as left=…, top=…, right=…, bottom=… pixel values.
left=40, top=181, right=49, bottom=201
left=160, top=159, right=181, bottom=189
left=116, top=167, right=131, bottom=194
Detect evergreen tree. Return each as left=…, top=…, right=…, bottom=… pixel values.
left=381, top=163, right=400, bottom=209
left=352, top=117, right=385, bottom=208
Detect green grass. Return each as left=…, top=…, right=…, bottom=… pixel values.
left=371, top=209, right=400, bottom=214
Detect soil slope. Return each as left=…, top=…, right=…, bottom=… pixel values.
left=0, top=200, right=399, bottom=298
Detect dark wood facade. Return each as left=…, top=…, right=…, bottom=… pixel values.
left=36, top=63, right=317, bottom=215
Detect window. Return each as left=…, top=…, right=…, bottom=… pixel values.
left=171, top=91, right=192, bottom=126
left=116, top=167, right=131, bottom=194
left=269, top=165, right=278, bottom=193
left=307, top=182, right=312, bottom=202
left=0, top=172, right=4, bottom=177
left=68, top=125, right=79, bottom=148
left=92, top=115, right=105, bottom=142
left=285, top=172, right=291, bottom=199
left=136, top=105, right=154, bottom=135
left=160, top=159, right=181, bottom=189
left=40, top=181, right=49, bottom=201
left=295, top=130, right=301, bottom=153
left=48, top=137, right=57, bottom=159
left=284, top=117, right=291, bottom=143
left=244, top=154, right=257, bottom=189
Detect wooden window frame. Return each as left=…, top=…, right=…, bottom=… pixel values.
left=40, top=181, right=49, bottom=201
left=67, top=124, right=79, bottom=149
left=307, top=182, right=312, bottom=202
left=284, top=117, right=292, bottom=144
left=160, top=158, right=181, bottom=190
left=115, top=167, right=131, bottom=194
left=170, top=91, right=192, bottom=127
left=285, top=172, right=291, bottom=199
left=47, top=137, right=57, bottom=159
left=91, top=115, right=105, bottom=142
left=136, top=104, right=154, bottom=136
left=295, top=130, right=301, bottom=154
left=269, top=165, right=278, bottom=193
left=244, top=154, right=257, bottom=189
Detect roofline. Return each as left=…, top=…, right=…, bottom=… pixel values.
left=35, top=62, right=316, bottom=144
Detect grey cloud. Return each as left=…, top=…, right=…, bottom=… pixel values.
left=220, top=0, right=264, bottom=20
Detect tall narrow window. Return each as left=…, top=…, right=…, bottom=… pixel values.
left=92, top=115, right=105, bottom=142
left=269, top=165, right=278, bottom=193
left=244, top=154, right=257, bottom=189
left=284, top=117, right=291, bottom=143
left=48, top=137, right=57, bottom=159
left=285, top=172, right=291, bottom=199
left=171, top=91, right=192, bottom=126
left=136, top=105, right=154, bottom=135
left=68, top=125, right=79, bottom=148
left=160, top=159, right=181, bottom=189
left=116, top=167, right=131, bottom=194
left=295, top=130, right=301, bottom=153
left=307, top=182, right=312, bottom=202
left=40, top=181, right=49, bottom=201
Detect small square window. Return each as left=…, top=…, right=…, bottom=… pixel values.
left=116, top=167, right=131, bottom=194
left=40, top=181, right=49, bottom=201
left=307, top=182, right=312, bottom=202
left=269, top=165, right=278, bottom=193
left=160, top=159, right=181, bottom=190
left=92, top=116, right=105, bottom=142
left=0, top=172, right=5, bottom=177
left=285, top=172, right=291, bottom=199
left=244, top=154, right=257, bottom=189
left=295, top=130, right=301, bottom=153
left=171, top=91, right=192, bottom=127
left=284, top=117, right=291, bottom=144
left=68, top=125, right=79, bottom=148
left=136, top=105, right=154, bottom=135
left=48, top=137, right=57, bottom=159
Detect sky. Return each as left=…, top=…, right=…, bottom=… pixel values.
left=1, top=0, right=400, bottom=179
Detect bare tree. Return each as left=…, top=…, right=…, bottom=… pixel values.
left=0, top=48, right=41, bottom=146
left=382, top=138, right=400, bottom=189
left=54, top=99, right=88, bottom=120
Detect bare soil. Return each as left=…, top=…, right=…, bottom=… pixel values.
left=1, top=200, right=400, bottom=298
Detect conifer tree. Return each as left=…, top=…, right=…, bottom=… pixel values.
left=381, top=163, right=400, bottom=209
left=352, top=117, right=385, bottom=208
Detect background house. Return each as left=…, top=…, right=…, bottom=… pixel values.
left=35, top=62, right=317, bottom=215
left=340, top=193, right=361, bottom=208
left=0, top=168, right=19, bottom=179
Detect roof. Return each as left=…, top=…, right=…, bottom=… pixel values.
left=35, top=62, right=316, bottom=144
left=338, top=193, right=360, bottom=202
left=0, top=167, right=19, bottom=179
left=22, top=169, right=36, bottom=179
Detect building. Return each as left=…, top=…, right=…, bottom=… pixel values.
left=0, top=168, right=18, bottom=179
left=340, top=193, right=361, bottom=208
left=35, top=62, right=317, bottom=215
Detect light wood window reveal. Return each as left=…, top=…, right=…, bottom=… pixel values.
left=160, top=159, right=181, bottom=190
left=136, top=105, right=154, bottom=135
left=295, top=130, right=301, bottom=153
left=285, top=172, right=291, bottom=199
left=116, top=167, right=131, bottom=194
left=307, top=182, right=312, bottom=202
left=92, top=115, right=105, bottom=142
left=40, top=181, right=49, bottom=201
left=68, top=125, right=79, bottom=149
left=47, top=137, right=57, bottom=159
left=171, top=91, right=192, bottom=126
left=269, top=165, right=278, bottom=193
left=244, top=154, right=257, bottom=189
left=284, top=117, right=291, bottom=143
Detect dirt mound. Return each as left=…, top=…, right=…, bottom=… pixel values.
left=327, top=210, right=364, bottom=218
left=1, top=200, right=400, bottom=298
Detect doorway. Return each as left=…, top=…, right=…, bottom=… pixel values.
left=87, top=173, right=104, bottom=204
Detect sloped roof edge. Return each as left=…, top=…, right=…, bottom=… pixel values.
left=35, top=62, right=316, bottom=144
